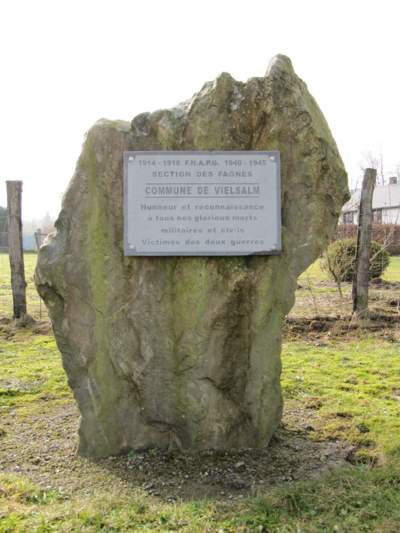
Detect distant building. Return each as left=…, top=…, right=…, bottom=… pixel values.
left=340, top=176, right=400, bottom=225
left=23, top=235, right=36, bottom=251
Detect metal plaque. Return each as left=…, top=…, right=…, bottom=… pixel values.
left=124, top=151, right=281, bottom=256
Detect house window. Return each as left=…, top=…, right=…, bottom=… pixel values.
left=372, top=209, right=383, bottom=223
left=343, top=212, right=354, bottom=224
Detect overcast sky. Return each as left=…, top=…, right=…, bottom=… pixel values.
left=1, top=0, right=399, bottom=221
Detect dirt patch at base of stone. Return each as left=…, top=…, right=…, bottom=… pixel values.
left=0, top=400, right=353, bottom=502
left=101, top=436, right=350, bottom=501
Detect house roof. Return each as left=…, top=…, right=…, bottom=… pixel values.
left=343, top=183, right=400, bottom=212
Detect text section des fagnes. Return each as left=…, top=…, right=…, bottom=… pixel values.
left=124, top=151, right=281, bottom=256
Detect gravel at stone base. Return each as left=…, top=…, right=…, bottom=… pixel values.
left=0, top=400, right=352, bottom=502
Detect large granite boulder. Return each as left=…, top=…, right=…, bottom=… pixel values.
left=35, top=55, right=349, bottom=458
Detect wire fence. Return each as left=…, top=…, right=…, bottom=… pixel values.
left=0, top=252, right=48, bottom=321
left=1, top=250, right=399, bottom=324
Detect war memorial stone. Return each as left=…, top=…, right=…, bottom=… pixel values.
left=35, top=55, right=349, bottom=457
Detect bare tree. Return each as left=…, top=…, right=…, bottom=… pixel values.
left=360, top=150, right=385, bottom=185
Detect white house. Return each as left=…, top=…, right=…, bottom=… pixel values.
left=340, top=177, right=400, bottom=225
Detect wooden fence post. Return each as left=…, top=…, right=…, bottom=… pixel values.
left=352, top=168, right=377, bottom=317
left=34, top=228, right=42, bottom=251
left=6, top=181, right=27, bottom=319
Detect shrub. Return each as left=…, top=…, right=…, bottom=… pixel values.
left=322, top=238, right=390, bottom=283
left=336, top=224, right=400, bottom=255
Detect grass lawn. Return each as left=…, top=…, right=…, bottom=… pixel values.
left=294, top=255, right=400, bottom=318
left=298, top=254, right=400, bottom=283
left=283, top=339, right=400, bottom=460
left=1, top=336, right=400, bottom=531
left=1, top=253, right=400, bottom=531
left=384, top=254, right=400, bottom=281
left=0, top=252, right=47, bottom=320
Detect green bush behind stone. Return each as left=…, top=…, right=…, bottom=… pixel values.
left=322, top=238, right=390, bottom=282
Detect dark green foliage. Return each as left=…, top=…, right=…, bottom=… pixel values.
left=322, top=238, right=390, bottom=282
